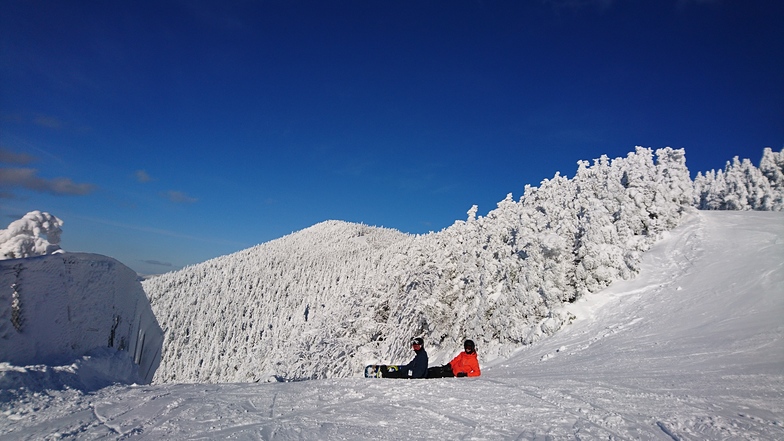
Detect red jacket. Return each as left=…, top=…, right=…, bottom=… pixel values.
left=449, top=351, right=480, bottom=377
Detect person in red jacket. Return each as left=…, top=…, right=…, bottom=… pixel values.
left=427, top=339, right=481, bottom=378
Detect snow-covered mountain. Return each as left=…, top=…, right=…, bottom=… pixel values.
left=1, top=146, right=780, bottom=388
left=3, top=209, right=781, bottom=440
left=143, top=147, right=700, bottom=383
left=1, top=146, right=782, bottom=438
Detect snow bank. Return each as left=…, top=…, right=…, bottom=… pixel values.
left=0, top=349, right=145, bottom=395
left=0, top=253, right=163, bottom=387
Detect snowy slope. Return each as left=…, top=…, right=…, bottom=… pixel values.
left=2, top=210, right=781, bottom=440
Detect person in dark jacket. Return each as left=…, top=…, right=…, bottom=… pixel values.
left=427, top=339, right=481, bottom=378
left=378, top=337, right=428, bottom=379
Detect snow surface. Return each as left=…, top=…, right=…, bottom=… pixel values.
left=2, top=210, right=782, bottom=440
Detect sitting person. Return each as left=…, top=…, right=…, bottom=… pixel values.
left=376, top=337, right=428, bottom=379
left=427, top=339, right=481, bottom=378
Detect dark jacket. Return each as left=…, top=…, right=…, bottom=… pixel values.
left=401, top=348, right=428, bottom=378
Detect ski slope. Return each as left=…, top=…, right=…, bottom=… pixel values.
left=2, top=210, right=783, bottom=440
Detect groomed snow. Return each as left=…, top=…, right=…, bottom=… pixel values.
left=1, top=210, right=781, bottom=440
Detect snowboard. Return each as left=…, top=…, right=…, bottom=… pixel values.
left=364, top=364, right=399, bottom=378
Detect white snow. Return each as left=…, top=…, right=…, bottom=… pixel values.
left=2, top=210, right=781, bottom=440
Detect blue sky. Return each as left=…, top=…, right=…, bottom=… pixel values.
left=1, top=1, right=782, bottom=275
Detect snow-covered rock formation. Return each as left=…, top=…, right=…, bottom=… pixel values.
left=0, top=210, right=63, bottom=260
left=0, top=253, right=164, bottom=386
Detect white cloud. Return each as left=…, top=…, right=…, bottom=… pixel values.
left=140, top=259, right=173, bottom=267
left=135, top=170, right=154, bottom=183
left=0, top=148, right=36, bottom=165
left=163, top=190, right=198, bottom=204
left=0, top=167, right=95, bottom=196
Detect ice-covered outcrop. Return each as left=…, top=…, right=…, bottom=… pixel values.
left=0, top=253, right=163, bottom=385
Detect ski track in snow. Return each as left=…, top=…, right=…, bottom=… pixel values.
left=1, top=211, right=783, bottom=440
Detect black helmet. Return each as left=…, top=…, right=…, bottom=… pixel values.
left=411, top=337, right=424, bottom=347
left=464, top=339, right=475, bottom=351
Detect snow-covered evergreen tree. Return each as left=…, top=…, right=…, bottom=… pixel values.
left=759, top=147, right=784, bottom=189
left=692, top=147, right=784, bottom=211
